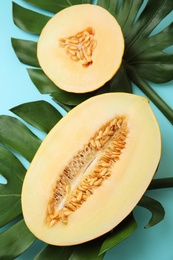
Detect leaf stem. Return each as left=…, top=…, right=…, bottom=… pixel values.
left=127, top=65, right=173, bottom=124
left=148, top=178, right=173, bottom=190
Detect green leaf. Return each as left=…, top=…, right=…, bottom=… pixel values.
left=128, top=23, right=173, bottom=83
left=35, top=240, right=105, bottom=260
left=13, top=2, right=51, bottom=34
left=51, top=81, right=112, bottom=106
left=11, top=38, right=39, bottom=67
left=97, top=0, right=173, bottom=123
left=36, top=238, right=105, bottom=260
left=53, top=99, right=74, bottom=112
left=34, top=245, right=74, bottom=260
left=0, top=146, right=26, bottom=227
left=51, top=89, right=96, bottom=106
left=27, top=69, right=58, bottom=94
left=0, top=219, right=36, bottom=259
left=138, top=195, right=165, bottom=228
left=0, top=115, right=41, bottom=162
left=126, top=66, right=173, bottom=125
left=11, top=100, right=62, bottom=133
left=125, top=0, right=173, bottom=51
left=69, top=239, right=105, bottom=260
left=99, top=214, right=137, bottom=255
left=114, top=0, right=143, bottom=32
left=148, top=177, right=173, bottom=190
left=96, top=0, right=119, bottom=15
left=23, top=0, right=92, bottom=13
left=109, top=64, right=132, bottom=93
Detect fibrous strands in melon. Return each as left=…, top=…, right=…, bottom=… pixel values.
left=47, top=116, right=128, bottom=226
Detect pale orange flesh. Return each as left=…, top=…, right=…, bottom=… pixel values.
left=37, top=4, right=124, bottom=93
left=22, top=93, right=161, bottom=246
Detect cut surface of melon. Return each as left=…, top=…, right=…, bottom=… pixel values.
left=37, top=4, right=124, bottom=93
left=22, top=93, right=161, bottom=246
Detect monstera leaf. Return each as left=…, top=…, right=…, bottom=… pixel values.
left=0, top=0, right=173, bottom=259
left=12, top=0, right=173, bottom=123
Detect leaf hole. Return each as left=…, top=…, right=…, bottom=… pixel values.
left=149, top=11, right=173, bottom=37
left=0, top=175, right=8, bottom=185
left=133, top=0, right=148, bottom=25
left=163, top=45, right=173, bottom=54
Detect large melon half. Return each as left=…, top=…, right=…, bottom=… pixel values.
left=22, top=93, right=161, bottom=246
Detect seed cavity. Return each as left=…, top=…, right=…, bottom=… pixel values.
left=46, top=116, right=128, bottom=226
left=59, top=27, right=97, bottom=67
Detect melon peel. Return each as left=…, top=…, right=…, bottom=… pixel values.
left=37, top=4, right=124, bottom=93
left=22, top=93, right=161, bottom=246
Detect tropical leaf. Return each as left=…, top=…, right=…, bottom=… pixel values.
left=13, top=2, right=51, bottom=34
left=109, top=64, right=132, bottom=93
left=11, top=38, right=39, bottom=67
left=35, top=242, right=104, bottom=260
left=27, top=69, right=58, bottom=94
left=148, top=177, right=173, bottom=190
left=51, top=81, right=113, bottom=106
left=0, top=146, right=25, bottom=227
left=53, top=99, right=74, bottom=112
left=126, top=66, right=173, bottom=124
left=68, top=238, right=105, bottom=260
left=128, top=23, right=173, bottom=83
left=10, top=100, right=62, bottom=133
left=99, top=214, right=137, bottom=255
left=138, top=195, right=165, bottom=228
left=23, top=0, right=92, bottom=13
left=97, top=0, right=173, bottom=124
left=34, top=245, right=74, bottom=260
left=35, top=239, right=105, bottom=260
left=0, top=219, right=36, bottom=259
left=0, top=115, right=41, bottom=162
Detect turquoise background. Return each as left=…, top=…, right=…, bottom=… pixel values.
left=0, top=1, right=173, bottom=259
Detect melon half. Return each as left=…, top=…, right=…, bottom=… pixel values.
left=22, top=93, right=161, bottom=246
left=37, top=4, right=124, bottom=93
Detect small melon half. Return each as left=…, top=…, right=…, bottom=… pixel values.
left=37, top=4, right=124, bottom=93
left=22, top=93, right=161, bottom=246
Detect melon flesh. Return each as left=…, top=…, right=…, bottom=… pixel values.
left=22, top=93, right=161, bottom=246
left=37, top=4, right=124, bottom=93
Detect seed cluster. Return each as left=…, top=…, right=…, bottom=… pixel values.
left=47, top=116, right=128, bottom=227
left=59, top=27, right=97, bottom=67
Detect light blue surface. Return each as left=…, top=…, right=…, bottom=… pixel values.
left=0, top=1, right=173, bottom=259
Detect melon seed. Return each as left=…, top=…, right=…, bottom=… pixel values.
left=46, top=115, right=128, bottom=226
left=59, top=27, right=97, bottom=67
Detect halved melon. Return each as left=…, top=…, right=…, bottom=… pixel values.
left=22, top=93, right=161, bottom=246
left=37, top=4, right=124, bottom=93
